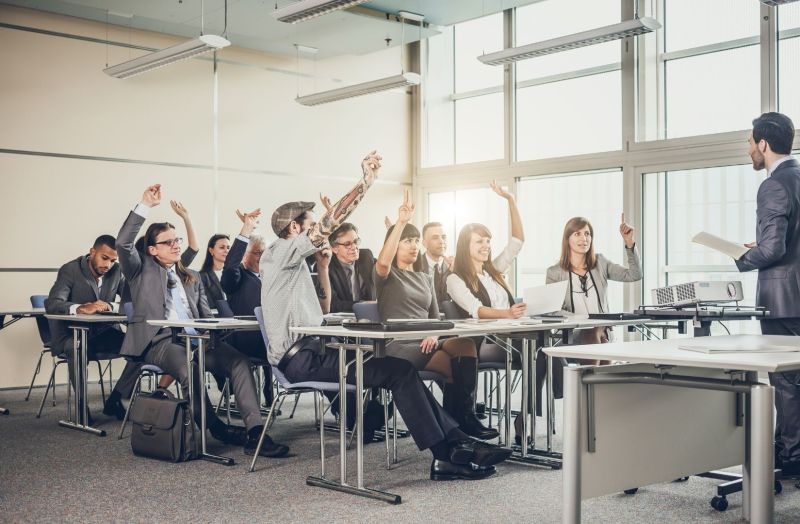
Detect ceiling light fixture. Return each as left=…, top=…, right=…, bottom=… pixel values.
left=272, top=0, right=370, bottom=24
left=759, top=0, right=800, bottom=5
left=104, top=35, right=231, bottom=78
left=478, top=17, right=661, bottom=66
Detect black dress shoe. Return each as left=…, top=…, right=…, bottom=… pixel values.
left=102, top=397, right=126, bottom=421
left=244, top=435, right=290, bottom=458
left=210, top=424, right=249, bottom=446
left=430, top=459, right=496, bottom=481
left=452, top=439, right=512, bottom=468
left=779, top=461, right=800, bottom=478
left=459, top=417, right=499, bottom=441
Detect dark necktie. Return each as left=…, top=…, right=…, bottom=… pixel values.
left=433, top=264, right=443, bottom=298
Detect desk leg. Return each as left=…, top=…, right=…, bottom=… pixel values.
left=547, top=345, right=555, bottom=452
left=749, top=384, right=774, bottom=523
left=562, top=366, right=582, bottom=524
left=505, top=337, right=512, bottom=447
left=339, top=343, right=347, bottom=483
left=520, top=338, right=529, bottom=458
left=58, top=327, right=104, bottom=436
left=742, top=371, right=755, bottom=521
left=196, top=337, right=234, bottom=466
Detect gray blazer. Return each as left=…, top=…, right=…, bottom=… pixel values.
left=116, top=211, right=212, bottom=358
left=546, top=247, right=642, bottom=314
left=45, top=255, right=125, bottom=356
left=736, top=158, right=800, bottom=318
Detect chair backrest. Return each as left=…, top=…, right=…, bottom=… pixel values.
left=352, top=301, right=381, bottom=322
left=122, top=302, right=134, bottom=322
left=253, top=306, right=292, bottom=388
left=29, top=295, right=51, bottom=346
left=440, top=300, right=467, bottom=320
left=216, top=299, right=234, bottom=318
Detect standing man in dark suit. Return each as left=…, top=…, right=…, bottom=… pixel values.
left=736, top=112, right=800, bottom=477
left=327, top=223, right=376, bottom=313
left=117, top=184, right=289, bottom=458
left=45, top=235, right=141, bottom=420
left=413, top=221, right=452, bottom=307
left=220, top=208, right=274, bottom=404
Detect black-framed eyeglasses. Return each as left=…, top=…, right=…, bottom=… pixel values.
left=156, top=237, right=183, bottom=247
left=335, top=239, right=361, bottom=249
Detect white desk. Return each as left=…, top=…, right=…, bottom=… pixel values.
left=45, top=314, right=127, bottom=436
left=147, top=319, right=259, bottom=466
left=545, top=334, right=800, bottom=523
left=0, top=309, right=46, bottom=415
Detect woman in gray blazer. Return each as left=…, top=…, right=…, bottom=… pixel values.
left=545, top=214, right=642, bottom=344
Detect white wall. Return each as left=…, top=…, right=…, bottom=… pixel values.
left=0, top=5, right=410, bottom=388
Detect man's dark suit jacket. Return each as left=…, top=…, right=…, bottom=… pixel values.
left=736, top=158, right=800, bottom=318
left=220, top=237, right=261, bottom=316
left=45, top=255, right=125, bottom=356
left=328, top=249, right=376, bottom=313
left=413, top=253, right=450, bottom=306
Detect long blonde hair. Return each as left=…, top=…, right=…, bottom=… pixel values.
left=452, top=223, right=511, bottom=294
left=559, top=217, right=597, bottom=272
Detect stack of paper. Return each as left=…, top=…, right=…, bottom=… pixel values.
left=692, top=231, right=749, bottom=259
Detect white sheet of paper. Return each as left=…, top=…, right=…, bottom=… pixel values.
left=522, top=281, right=569, bottom=316
left=679, top=343, right=799, bottom=354
left=692, top=231, right=749, bottom=259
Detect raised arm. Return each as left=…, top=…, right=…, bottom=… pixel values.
left=491, top=180, right=524, bottom=242
left=171, top=200, right=198, bottom=267
left=117, top=184, right=161, bottom=280
left=375, top=189, right=414, bottom=278
left=307, top=151, right=382, bottom=246
left=221, top=209, right=260, bottom=294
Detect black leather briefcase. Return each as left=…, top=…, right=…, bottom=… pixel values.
left=129, top=389, right=195, bottom=462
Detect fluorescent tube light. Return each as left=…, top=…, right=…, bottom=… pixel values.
left=273, top=0, right=370, bottom=24
left=760, top=0, right=800, bottom=6
left=295, top=72, right=420, bottom=106
left=104, top=34, right=231, bottom=79
left=478, top=17, right=661, bottom=66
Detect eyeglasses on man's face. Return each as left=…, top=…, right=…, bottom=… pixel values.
left=156, top=237, right=184, bottom=248
left=335, top=238, right=361, bottom=249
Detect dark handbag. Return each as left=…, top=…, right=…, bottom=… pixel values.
left=129, top=389, right=196, bottom=462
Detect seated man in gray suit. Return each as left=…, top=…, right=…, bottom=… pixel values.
left=737, top=112, right=800, bottom=478
left=45, top=235, right=142, bottom=421
left=117, top=184, right=288, bottom=458
left=327, top=222, right=376, bottom=313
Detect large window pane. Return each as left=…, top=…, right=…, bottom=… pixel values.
left=422, top=26, right=455, bottom=167
left=642, top=165, right=763, bottom=335
left=516, top=170, right=624, bottom=310
left=664, top=0, right=759, bottom=52
left=517, top=72, right=621, bottom=160
left=515, top=0, right=619, bottom=81
left=455, top=13, right=503, bottom=92
left=778, top=5, right=800, bottom=120
left=665, top=45, right=760, bottom=138
left=455, top=92, right=504, bottom=164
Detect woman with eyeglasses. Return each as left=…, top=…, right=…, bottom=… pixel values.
left=375, top=190, right=499, bottom=440
left=546, top=214, right=642, bottom=346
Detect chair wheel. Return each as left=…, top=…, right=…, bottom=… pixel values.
left=774, top=480, right=782, bottom=494
left=623, top=488, right=638, bottom=495
left=710, top=496, right=728, bottom=511
left=673, top=476, right=689, bottom=482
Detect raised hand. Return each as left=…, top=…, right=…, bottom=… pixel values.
left=361, top=150, right=382, bottom=185
left=490, top=180, right=513, bottom=200
left=619, top=213, right=635, bottom=248
left=315, top=246, right=332, bottom=271
left=320, top=193, right=334, bottom=213
left=397, top=188, right=415, bottom=225
left=235, top=208, right=261, bottom=236
left=170, top=200, right=189, bottom=220
left=141, top=184, right=161, bottom=208
left=384, top=216, right=393, bottom=230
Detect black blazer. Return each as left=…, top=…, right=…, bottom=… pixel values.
left=413, top=254, right=451, bottom=306
left=200, top=269, right=226, bottom=307
left=328, top=249, right=376, bottom=313
left=220, top=237, right=261, bottom=316
left=45, top=255, right=125, bottom=356
left=736, top=158, right=800, bottom=318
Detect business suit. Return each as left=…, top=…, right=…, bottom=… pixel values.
left=45, top=255, right=139, bottom=397
left=736, top=157, right=800, bottom=467
left=328, top=248, right=376, bottom=313
left=413, top=254, right=450, bottom=307
left=200, top=269, right=226, bottom=307
left=116, top=210, right=263, bottom=431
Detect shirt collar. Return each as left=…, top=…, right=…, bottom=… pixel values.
left=769, top=155, right=794, bottom=176
left=426, top=253, right=441, bottom=270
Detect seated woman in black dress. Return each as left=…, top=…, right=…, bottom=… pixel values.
left=374, top=190, right=497, bottom=440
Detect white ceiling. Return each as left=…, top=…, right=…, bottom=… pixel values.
left=5, top=0, right=543, bottom=58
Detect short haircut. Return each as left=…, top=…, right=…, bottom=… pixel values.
left=330, top=223, right=358, bottom=245
left=93, top=234, right=117, bottom=251
left=278, top=211, right=309, bottom=239
left=422, top=222, right=443, bottom=238
left=752, top=112, right=795, bottom=155
left=248, top=234, right=266, bottom=249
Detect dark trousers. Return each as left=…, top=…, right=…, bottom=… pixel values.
left=64, top=327, right=140, bottom=398
left=760, top=319, right=800, bottom=465
left=283, top=338, right=459, bottom=450
left=229, top=331, right=274, bottom=404
left=142, top=334, right=263, bottom=431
